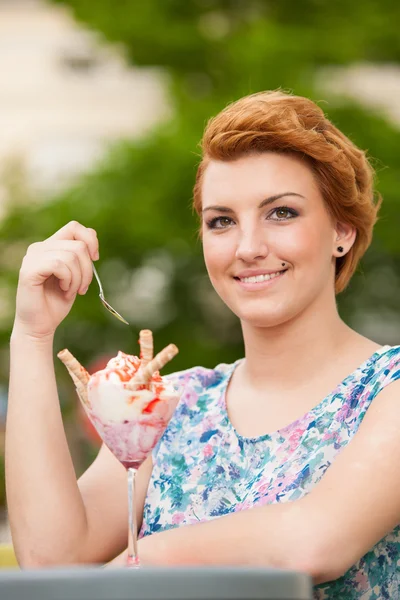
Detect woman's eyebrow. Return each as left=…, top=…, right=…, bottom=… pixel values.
left=202, top=192, right=305, bottom=214
left=259, top=192, right=305, bottom=208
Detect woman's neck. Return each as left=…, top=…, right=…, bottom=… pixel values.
left=239, top=297, right=363, bottom=391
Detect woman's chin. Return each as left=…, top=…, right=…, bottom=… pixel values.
left=242, top=316, right=289, bottom=329
left=235, top=301, right=301, bottom=330
left=238, top=310, right=291, bottom=329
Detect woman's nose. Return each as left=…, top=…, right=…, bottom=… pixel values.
left=235, top=227, right=269, bottom=262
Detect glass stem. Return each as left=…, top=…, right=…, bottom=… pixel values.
left=127, top=467, right=140, bottom=567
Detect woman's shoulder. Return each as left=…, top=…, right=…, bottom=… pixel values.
left=374, top=344, right=400, bottom=383
left=164, top=360, right=239, bottom=391
left=373, top=343, right=400, bottom=369
left=352, top=344, right=400, bottom=413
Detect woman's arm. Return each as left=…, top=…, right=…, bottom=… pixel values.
left=6, top=221, right=152, bottom=567
left=137, top=379, right=400, bottom=585
left=7, top=331, right=152, bottom=567
left=7, top=331, right=90, bottom=566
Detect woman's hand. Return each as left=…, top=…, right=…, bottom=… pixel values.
left=13, top=221, right=99, bottom=340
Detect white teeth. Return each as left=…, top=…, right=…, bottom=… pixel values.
left=240, top=271, right=284, bottom=284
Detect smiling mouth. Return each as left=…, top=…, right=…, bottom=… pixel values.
left=234, top=269, right=288, bottom=284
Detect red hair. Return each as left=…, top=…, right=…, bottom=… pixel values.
left=193, top=91, right=381, bottom=293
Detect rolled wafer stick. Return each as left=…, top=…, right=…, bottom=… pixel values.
left=57, top=349, right=90, bottom=385
left=127, top=343, right=178, bottom=388
left=57, top=348, right=90, bottom=406
left=142, top=343, right=178, bottom=380
left=139, top=329, right=153, bottom=368
left=75, top=386, right=90, bottom=409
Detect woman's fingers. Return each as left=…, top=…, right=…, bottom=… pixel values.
left=46, top=221, right=99, bottom=262
left=50, top=256, right=74, bottom=294
left=27, top=239, right=94, bottom=296
left=22, top=249, right=83, bottom=299
left=43, top=240, right=93, bottom=295
left=53, top=250, right=83, bottom=300
left=15, top=222, right=99, bottom=337
left=20, top=251, right=74, bottom=293
left=20, top=221, right=99, bottom=304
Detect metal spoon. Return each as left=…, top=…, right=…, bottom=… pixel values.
left=92, top=263, right=129, bottom=325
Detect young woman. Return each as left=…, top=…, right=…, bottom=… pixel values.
left=6, top=91, right=400, bottom=599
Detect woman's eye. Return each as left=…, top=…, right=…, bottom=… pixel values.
left=207, top=216, right=234, bottom=229
left=270, top=206, right=298, bottom=220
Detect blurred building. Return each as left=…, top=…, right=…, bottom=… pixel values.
left=0, top=0, right=169, bottom=207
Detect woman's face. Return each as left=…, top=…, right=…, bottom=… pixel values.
left=201, top=152, right=351, bottom=328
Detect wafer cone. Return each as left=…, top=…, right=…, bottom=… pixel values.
left=57, top=348, right=90, bottom=407
left=139, top=329, right=153, bottom=367
left=127, top=343, right=178, bottom=388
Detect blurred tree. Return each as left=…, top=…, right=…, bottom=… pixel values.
left=1, top=0, right=400, bottom=477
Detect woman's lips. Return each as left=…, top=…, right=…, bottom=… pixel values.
left=234, top=269, right=287, bottom=291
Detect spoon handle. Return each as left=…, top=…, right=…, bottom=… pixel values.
left=92, top=263, right=104, bottom=298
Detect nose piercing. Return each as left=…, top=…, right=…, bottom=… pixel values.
left=337, top=246, right=344, bottom=253
left=281, top=262, right=286, bottom=267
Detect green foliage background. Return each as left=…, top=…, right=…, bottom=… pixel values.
left=1, top=0, right=400, bottom=481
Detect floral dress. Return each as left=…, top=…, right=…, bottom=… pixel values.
left=140, top=345, right=400, bottom=599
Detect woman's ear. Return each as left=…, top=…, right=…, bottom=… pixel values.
left=332, top=222, right=356, bottom=257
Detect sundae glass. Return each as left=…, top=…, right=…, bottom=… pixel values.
left=58, top=330, right=181, bottom=567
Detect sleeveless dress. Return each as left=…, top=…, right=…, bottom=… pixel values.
left=139, top=345, right=400, bottom=599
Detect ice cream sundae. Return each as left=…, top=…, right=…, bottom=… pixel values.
left=57, top=330, right=180, bottom=469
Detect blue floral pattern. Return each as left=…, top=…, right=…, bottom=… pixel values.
left=140, top=345, right=400, bottom=599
